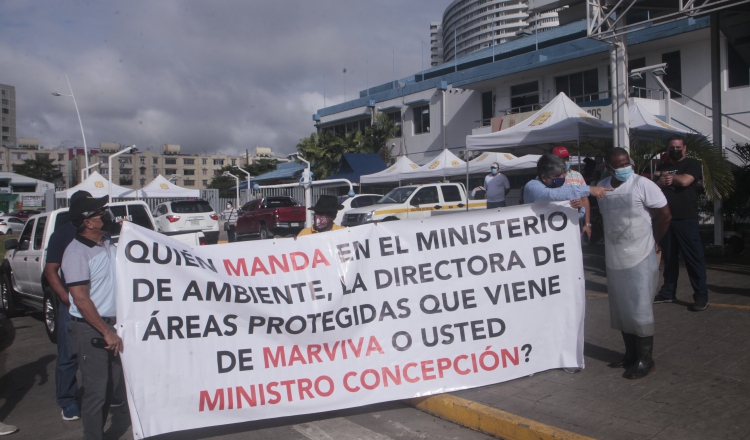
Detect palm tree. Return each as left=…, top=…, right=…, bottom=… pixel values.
left=363, top=114, right=398, bottom=164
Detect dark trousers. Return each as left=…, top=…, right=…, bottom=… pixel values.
left=487, top=201, right=507, bottom=209
left=658, top=218, right=708, bottom=302
left=71, top=321, right=122, bottom=440
left=55, top=302, right=78, bottom=408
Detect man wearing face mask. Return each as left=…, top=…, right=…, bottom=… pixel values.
left=523, top=154, right=611, bottom=204
left=653, top=135, right=708, bottom=311
left=61, top=191, right=122, bottom=440
left=598, top=148, right=671, bottom=380
left=552, top=146, right=592, bottom=241
left=484, top=162, right=511, bottom=208
left=297, top=195, right=345, bottom=236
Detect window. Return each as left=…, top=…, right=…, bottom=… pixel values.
left=121, top=168, right=132, bottom=175
left=119, top=177, right=133, bottom=185
left=33, top=215, right=47, bottom=250
left=140, top=156, right=145, bottom=164
left=202, top=168, right=208, bottom=175
left=413, top=105, right=430, bottom=134
left=728, top=42, right=749, bottom=88
left=412, top=187, right=439, bottom=204
left=202, top=158, right=207, bottom=165
left=165, top=158, right=177, bottom=165
left=119, top=157, right=132, bottom=164
left=100, top=156, right=109, bottom=164
left=58, top=153, right=65, bottom=161
left=101, top=168, right=109, bottom=175
left=1, top=109, right=7, bottom=114
left=202, top=180, right=208, bottom=186
left=213, top=159, right=224, bottom=166
left=385, top=111, right=402, bottom=137
left=183, top=169, right=195, bottom=175
left=12, top=153, right=27, bottom=160
left=140, top=178, right=146, bottom=186
left=153, top=157, right=159, bottom=165
left=441, top=185, right=463, bottom=202
left=231, top=159, right=237, bottom=166
left=12, top=184, right=36, bottom=193
left=555, top=69, right=598, bottom=102
left=214, top=169, right=222, bottom=176
left=183, top=179, right=195, bottom=186
left=481, top=91, right=493, bottom=125
left=153, top=168, right=159, bottom=177
left=165, top=168, right=177, bottom=175
left=19, top=219, right=35, bottom=249
left=662, top=51, right=682, bottom=96
left=139, top=167, right=146, bottom=175
left=510, top=81, right=539, bottom=112
left=183, top=158, right=195, bottom=165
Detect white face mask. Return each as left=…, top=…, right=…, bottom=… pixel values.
left=227, top=204, right=232, bottom=209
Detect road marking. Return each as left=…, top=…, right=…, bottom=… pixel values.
left=406, top=394, right=593, bottom=440
left=586, top=292, right=750, bottom=310
left=293, top=418, right=391, bottom=440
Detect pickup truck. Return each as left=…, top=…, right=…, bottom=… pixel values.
left=232, top=196, right=306, bottom=240
left=0, top=201, right=205, bottom=343
left=341, top=183, right=486, bottom=226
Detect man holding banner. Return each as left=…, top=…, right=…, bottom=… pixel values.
left=62, top=192, right=123, bottom=440
left=598, top=148, right=671, bottom=380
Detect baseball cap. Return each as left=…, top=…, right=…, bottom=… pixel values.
left=70, top=191, right=109, bottom=224
left=552, top=146, right=570, bottom=158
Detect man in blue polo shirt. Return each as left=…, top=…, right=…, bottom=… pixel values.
left=62, top=191, right=122, bottom=440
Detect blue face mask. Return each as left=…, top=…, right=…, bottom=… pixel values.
left=490, top=168, right=498, bottom=175
left=547, top=177, right=566, bottom=188
left=565, top=162, right=571, bottom=171
left=613, top=165, right=633, bottom=182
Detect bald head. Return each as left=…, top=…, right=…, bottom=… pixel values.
left=606, top=147, right=630, bottom=165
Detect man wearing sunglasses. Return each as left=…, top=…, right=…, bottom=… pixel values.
left=484, top=162, right=511, bottom=209
left=61, top=191, right=122, bottom=440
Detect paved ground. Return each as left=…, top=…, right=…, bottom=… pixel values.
left=1, top=242, right=748, bottom=439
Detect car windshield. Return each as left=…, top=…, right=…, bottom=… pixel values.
left=171, top=201, right=214, bottom=213
left=377, top=187, right=416, bottom=204
left=337, top=196, right=349, bottom=205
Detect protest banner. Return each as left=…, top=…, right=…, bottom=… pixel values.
left=116, top=202, right=585, bottom=438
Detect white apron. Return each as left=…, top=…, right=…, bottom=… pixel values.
left=598, top=176, right=657, bottom=336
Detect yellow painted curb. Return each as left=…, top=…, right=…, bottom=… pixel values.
left=405, top=394, right=593, bottom=440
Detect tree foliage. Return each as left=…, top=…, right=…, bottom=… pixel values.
left=206, top=159, right=278, bottom=198
left=363, top=114, right=398, bottom=164
left=14, top=158, right=64, bottom=185
left=723, top=143, right=750, bottom=228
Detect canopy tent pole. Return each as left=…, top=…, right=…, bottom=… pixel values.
left=465, top=148, right=470, bottom=211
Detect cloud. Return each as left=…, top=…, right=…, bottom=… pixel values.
left=1, top=1, right=443, bottom=156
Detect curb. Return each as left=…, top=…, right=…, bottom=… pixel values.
left=405, top=394, right=593, bottom=440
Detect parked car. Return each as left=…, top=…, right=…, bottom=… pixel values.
left=335, top=194, right=382, bottom=225
left=0, top=201, right=206, bottom=343
left=0, top=216, right=27, bottom=234
left=342, top=183, right=486, bottom=226
left=232, top=196, right=306, bottom=241
left=8, top=210, right=42, bottom=219
left=153, top=200, right=220, bottom=245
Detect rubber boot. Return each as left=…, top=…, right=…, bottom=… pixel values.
left=623, top=336, right=655, bottom=379
left=607, top=332, right=637, bottom=368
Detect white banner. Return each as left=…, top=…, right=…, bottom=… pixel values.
left=116, top=203, right=585, bottom=438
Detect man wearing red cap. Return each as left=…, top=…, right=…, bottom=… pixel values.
left=552, top=146, right=592, bottom=240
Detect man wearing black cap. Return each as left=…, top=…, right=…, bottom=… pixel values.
left=297, top=195, right=345, bottom=236
left=61, top=191, right=122, bottom=440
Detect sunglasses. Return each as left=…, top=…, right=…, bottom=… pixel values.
left=84, top=208, right=108, bottom=219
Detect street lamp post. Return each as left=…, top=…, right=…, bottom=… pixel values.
left=222, top=172, right=240, bottom=212
left=52, top=74, right=90, bottom=178
left=81, top=163, right=99, bottom=182
left=233, top=166, right=251, bottom=204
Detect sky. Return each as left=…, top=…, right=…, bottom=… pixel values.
left=1, top=1, right=446, bottom=157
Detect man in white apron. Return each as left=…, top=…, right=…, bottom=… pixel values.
left=598, top=148, right=672, bottom=380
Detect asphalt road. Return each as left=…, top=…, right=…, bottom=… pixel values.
left=0, top=311, right=494, bottom=440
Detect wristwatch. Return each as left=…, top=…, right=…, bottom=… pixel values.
left=585, top=223, right=592, bottom=227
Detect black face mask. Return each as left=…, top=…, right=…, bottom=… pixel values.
left=99, top=210, right=116, bottom=233
left=668, top=149, right=684, bottom=161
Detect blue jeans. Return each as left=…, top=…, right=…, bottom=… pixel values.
left=658, top=218, right=708, bottom=302
left=56, top=302, right=79, bottom=408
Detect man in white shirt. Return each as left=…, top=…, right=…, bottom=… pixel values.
left=484, top=162, right=510, bottom=208
left=597, top=148, right=671, bottom=380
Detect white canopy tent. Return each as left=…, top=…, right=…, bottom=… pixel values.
left=403, top=149, right=466, bottom=180
left=127, top=175, right=200, bottom=198
left=55, top=171, right=133, bottom=199
left=628, top=100, right=686, bottom=139
left=360, top=155, right=420, bottom=184
left=466, top=93, right=613, bottom=153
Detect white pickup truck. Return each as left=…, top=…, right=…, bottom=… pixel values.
left=341, top=183, right=487, bottom=226
left=0, top=201, right=205, bottom=342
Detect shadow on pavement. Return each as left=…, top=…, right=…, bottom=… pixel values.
left=584, top=279, right=608, bottom=294
left=706, top=283, right=750, bottom=297
left=0, top=316, right=15, bottom=354
left=0, top=354, right=55, bottom=421
left=583, top=341, right=622, bottom=364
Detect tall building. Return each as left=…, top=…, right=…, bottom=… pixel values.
left=0, top=84, right=16, bottom=149
left=435, top=0, right=560, bottom=64
left=430, top=22, right=444, bottom=67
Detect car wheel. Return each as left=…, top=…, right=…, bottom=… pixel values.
left=0, top=272, right=21, bottom=317
left=260, top=225, right=273, bottom=240
left=44, top=288, right=58, bottom=344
